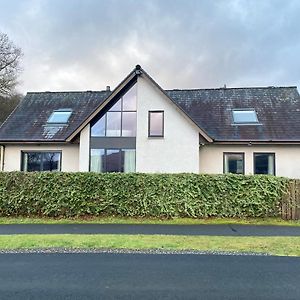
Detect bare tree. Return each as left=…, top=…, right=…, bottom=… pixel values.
left=0, top=32, right=22, bottom=96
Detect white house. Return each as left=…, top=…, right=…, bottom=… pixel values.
left=1, top=65, right=300, bottom=178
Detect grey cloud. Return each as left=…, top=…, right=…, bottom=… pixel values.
left=0, top=0, right=299, bottom=93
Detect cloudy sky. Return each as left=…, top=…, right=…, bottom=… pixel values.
left=0, top=0, right=299, bottom=94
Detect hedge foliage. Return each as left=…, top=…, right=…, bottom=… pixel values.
left=0, top=172, right=289, bottom=218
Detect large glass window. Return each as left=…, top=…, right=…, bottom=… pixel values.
left=224, top=153, right=244, bottom=174
left=90, top=149, right=136, bottom=173
left=22, top=152, right=61, bottom=172
left=91, top=84, right=137, bottom=137
left=148, top=111, right=164, bottom=137
left=254, top=153, right=275, bottom=175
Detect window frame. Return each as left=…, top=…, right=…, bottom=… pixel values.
left=148, top=110, right=164, bottom=138
left=223, top=152, right=245, bottom=175
left=232, top=109, right=258, bottom=125
left=253, top=152, right=276, bottom=175
left=21, top=150, right=62, bottom=172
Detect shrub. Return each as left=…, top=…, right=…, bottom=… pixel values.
left=0, top=172, right=289, bottom=218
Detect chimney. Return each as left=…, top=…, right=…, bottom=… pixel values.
left=106, top=86, right=110, bottom=92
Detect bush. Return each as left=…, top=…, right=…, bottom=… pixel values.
left=0, top=172, right=289, bottom=218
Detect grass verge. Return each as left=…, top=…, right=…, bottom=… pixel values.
left=0, top=234, right=299, bottom=256
left=0, top=217, right=299, bottom=226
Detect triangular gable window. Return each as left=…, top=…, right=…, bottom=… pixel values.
left=91, top=84, right=137, bottom=137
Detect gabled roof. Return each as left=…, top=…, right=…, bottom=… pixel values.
left=0, top=91, right=110, bottom=142
left=167, top=86, right=300, bottom=142
left=0, top=65, right=300, bottom=143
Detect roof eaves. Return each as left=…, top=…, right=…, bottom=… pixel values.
left=213, top=139, right=300, bottom=144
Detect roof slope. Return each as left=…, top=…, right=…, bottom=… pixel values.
left=166, top=86, right=300, bottom=142
left=0, top=80, right=300, bottom=143
left=0, top=91, right=111, bottom=142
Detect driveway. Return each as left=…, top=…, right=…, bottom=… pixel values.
left=0, top=223, right=300, bottom=236
left=0, top=253, right=299, bottom=299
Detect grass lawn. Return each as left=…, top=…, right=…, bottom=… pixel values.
left=0, top=216, right=299, bottom=226
left=0, top=234, right=299, bottom=256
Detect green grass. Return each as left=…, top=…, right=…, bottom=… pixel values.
left=0, top=216, right=299, bottom=226
left=0, top=234, right=299, bottom=256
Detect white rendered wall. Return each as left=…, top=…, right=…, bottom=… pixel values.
left=79, top=124, right=90, bottom=171
left=3, top=144, right=79, bottom=172
left=136, top=75, right=200, bottom=173
left=199, top=144, right=300, bottom=179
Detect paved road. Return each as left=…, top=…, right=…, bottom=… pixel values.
left=0, top=223, right=300, bottom=236
left=0, top=253, right=299, bottom=299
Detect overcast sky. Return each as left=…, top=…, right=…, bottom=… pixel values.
left=0, top=0, right=299, bottom=93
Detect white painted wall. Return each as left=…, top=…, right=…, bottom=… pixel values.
left=135, top=75, right=200, bottom=173
left=3, top=144, right=79, bottom=172
left=79, top=124, right=90, bottom=171
left=200, top=144, right=300, bottom=179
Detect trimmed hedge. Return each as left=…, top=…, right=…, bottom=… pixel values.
left=0, top=172, right=289, bottom=218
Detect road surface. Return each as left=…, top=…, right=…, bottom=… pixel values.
left=0, top=223, right=300, bottom=236
left=0, top=252, right=299, bottom=299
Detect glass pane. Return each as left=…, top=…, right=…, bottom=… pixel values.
left=109, top=99, right=121, bottom=111
left=122, top=85, right=137, bottom=111
left=23, top=152, right=42, bottom=172
left=106, top=112, right=121, bottom=136
left=254, top=154, right=275, bottom=175
left=122, top=112, right=136, bottom=137
left=42, top=152, right=61, bottom=171
left=122, top=149, right=136, bottom=173
left=149, top=111, right=163, bottom=136
left=91, top=115, right=105, bottom=137
left=233, top=110, right=258, bottom=123
left=90, top=149, right=105, bottom=172
left=106, top=149, right=121, bottom=172
left=224, top=153, right=244, bottom=174
left=48, top=111, right=72, bottom=123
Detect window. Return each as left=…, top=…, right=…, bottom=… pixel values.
left=90, top=149, right=105, bottom=172
left=90, top=149, right=136, bottom=173
left=91, top=84, right=137, bottom=137
left=254, top=153, right=275, bottom=175
left=22, top=152, right=61, bottom=172
left=224, top=153, right=244, bottom=174
left=148, top=111, right=164, bottom=137
left=232, top=109, right=258, bottom=124
left=48, top=110, right=72, bottom=124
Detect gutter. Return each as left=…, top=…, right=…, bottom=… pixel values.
left=0, top=145, right=4, bottom=171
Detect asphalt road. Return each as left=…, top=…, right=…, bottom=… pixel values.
left=0, top=223, right=300, bottom=236
left=0, top=253, right=299, bottom=299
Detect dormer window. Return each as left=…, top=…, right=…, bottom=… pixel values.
left=232, top=109, right=258, bottom=124
left=47, top=109, right=72, bottom=124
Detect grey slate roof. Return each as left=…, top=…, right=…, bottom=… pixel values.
left=166, top=86, right=300, bottom=142
left=0, top=84, right=300, bottom=143
left=0, top=91, right=111, bottom=142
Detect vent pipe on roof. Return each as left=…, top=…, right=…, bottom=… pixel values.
left=106, top=86, right=110, bottom=91
left=223, top=84, right=227, bottom=89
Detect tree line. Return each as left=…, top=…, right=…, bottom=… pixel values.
left=0, top=31, right=22, bottom=124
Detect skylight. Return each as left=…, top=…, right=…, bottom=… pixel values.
left=232, top=109, right=258, bottom=124
left=47, top=110, right=72, bottom=124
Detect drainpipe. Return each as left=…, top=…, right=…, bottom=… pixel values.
left=0, top=145, right=4, bottom=171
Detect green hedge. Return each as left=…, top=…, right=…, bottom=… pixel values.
left=0, top=172, right=289, bottom=218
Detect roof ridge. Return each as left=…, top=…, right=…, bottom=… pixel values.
left=27, top=90, right=110, bottom=94
left=165, top=86, right=297, bottom=92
